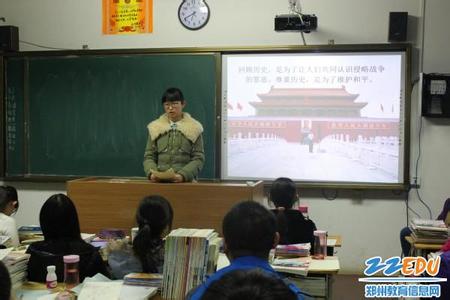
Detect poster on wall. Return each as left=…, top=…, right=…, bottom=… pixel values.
left=102, top=0, right=153, bottom=34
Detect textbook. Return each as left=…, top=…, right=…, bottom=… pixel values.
left=124, top=273, right=163, bottom=288
left=18, top=225, right=43, bottom=243
left=275, top=243, right=311, bottom=257
left=2, top=250, right=30, bottom=289
left=410, top=219, right=447, bottom=232
left=272, top=257, right=310, bottom=276
left=409, top=219, right=448, bottom=245
left=98, top=228, right=126, bottom=239
left=161, top=228, right=218, bottom=300
left=0, top=235, right=10, bottom=246
left=411, top=231, right=447, bottom=244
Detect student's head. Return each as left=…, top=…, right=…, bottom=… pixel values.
left=0, top=261, right=11, bottom=300
left=40, top=194, right=81, bottom=241
left=135, top=195, right=173, bottom=237
left=222, top=201, right=278, bottom=259
left=200, top=268, right=297, bottom=300
left=269, top=177, right=297, bottom=209
left=133, top=195, right=173, bottom=272
left=161, top=87, right=186, bottom=122
left=0, top=186, right=19, bottom=216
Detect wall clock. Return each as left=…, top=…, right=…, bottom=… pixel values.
left=178, top=0, right=210, bottom=30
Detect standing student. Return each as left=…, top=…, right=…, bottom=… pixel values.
left=107, top=195, right=173, bottom=279
left=143, top=87, right=205, bottom=182
left=0, top=186, right=20, bottom=247
left=187, top=201, right=305, bottom=300
left=26, top=194, right=109, bottom=282
left=269, top=177, right=316, bottom=247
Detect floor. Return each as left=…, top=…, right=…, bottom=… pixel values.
left=332, top=274, right=367, bottom=300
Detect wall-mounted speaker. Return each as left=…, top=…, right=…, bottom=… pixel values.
left=388, top=12, right=408, bottom=42
left=0, top=26, right=19, bottom=52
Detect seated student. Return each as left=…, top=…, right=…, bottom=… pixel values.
left=107, top=195, right=173, bottom=279
left=200, top=268, right=297, bottom=300
left=187, top=201, right=305, bottom=300
left=400, top=198, right=450, bottom=256
left=433, top=240, right=450, bottom=300
left=269, top=177, right=316, bottom=246
left=0, top=186, right=20, bottom=247
left=0, top=261, right=11, bottom=300
left=27, top=194, right=109, bottom=282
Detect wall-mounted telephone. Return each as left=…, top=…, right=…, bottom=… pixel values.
left=421, top=73, right=450, bottom=118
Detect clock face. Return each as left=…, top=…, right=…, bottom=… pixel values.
left=178, top=0, right=210, bottom=30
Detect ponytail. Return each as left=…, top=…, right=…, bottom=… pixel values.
left=133, top=195, right=173, bottom=273
left=133, top=224, right=154, bottom=272
left=275, top=207, right=288, bottom=244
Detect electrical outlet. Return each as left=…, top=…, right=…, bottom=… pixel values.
left=410, top=177, right=421, bottom=189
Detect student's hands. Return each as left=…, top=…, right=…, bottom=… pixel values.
left=172, top=174, right=184, bottom=183
left=149, top=173, right=160, bottom=182
left=149, top=171, right=183, bottom=183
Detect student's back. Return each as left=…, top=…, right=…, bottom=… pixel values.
left=269, top=178, right=316, bottom=246
left=27, top=238, right=107, bottom=282
left=200, top=268, right=297, bottom=300
left=188, top=201, right=305, bottom=300
left=107, top=195, right=173, bottom=279
left=271, top=209, right=316, bottom=245
left=26, top=194, right=108, bottom=282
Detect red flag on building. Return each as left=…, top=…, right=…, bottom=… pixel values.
left=237, top=102, right=243, bottom=110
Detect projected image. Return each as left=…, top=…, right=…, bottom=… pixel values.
left=221, top=52, right=406, bottom=184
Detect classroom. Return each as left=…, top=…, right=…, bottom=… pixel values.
left=1, top=0, right=450, bottom=299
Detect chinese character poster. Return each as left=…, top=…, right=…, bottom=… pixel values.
left=102, top=0, right=153, bottom=35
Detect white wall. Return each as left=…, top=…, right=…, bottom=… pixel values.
left=1, top=0, right=450, bottom=274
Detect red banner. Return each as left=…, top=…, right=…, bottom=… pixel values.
left=102, top=0, right=153, bottom=35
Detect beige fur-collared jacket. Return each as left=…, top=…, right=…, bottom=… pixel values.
left=143, top=113, right=205, bottom=182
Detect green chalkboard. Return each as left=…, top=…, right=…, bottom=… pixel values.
left=4, top=53, right=218, bottom=178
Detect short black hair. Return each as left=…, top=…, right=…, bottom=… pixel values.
left=0, top=185, right=18, bottom=212
left=200, top=268, right=297, bottom=300
left=0, top=261, right=11, bottom=300
left=222, top=201, right=276, bottom=259
left=269, top=177, right=297, bottom=209
left=40, top=194, right=82, bottom=241
left=161, top=87, right=185, bottom=104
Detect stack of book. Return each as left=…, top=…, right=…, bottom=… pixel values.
left=0, top=235, right=11, bottom=247
left=275, top=243, right=311, bottom=257
left=124, top=273, right=163, bottom=288
left=98, top=228, right=126, bottom=240
left=271, top=257, right=310, bottom=276
left=1, top=249, right=31, bottom=290
left=18, top=225, right=43, bottom=244
left=161, top=228, right=221, bottom=300
left=410, top=219, right=448, bottom=244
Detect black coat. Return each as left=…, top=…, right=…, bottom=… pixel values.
left=271, top=209, right=317, bottom=247
left=26, top=239, right=109, bottom=282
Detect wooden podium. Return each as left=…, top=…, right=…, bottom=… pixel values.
left=67, top=178, right=265, bottom=235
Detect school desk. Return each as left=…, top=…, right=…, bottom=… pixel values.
left=405, top=236, right=444, bottom=257
left=217, top=253, right=340, bottom=300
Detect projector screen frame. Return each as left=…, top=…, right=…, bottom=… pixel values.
left=219, top=43, right=412, bottom=190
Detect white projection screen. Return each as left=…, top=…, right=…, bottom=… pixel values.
left=221, top=46, right=410, bottom=188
